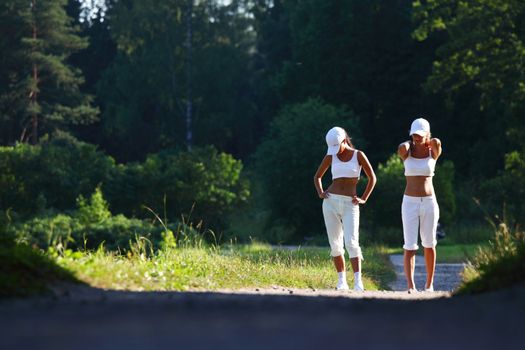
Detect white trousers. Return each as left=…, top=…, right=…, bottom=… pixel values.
left=322, top=194, right=362, bottom=259
left=401, top=195, right=439, bottom=250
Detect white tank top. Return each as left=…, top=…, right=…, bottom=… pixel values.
left=331, top=150, right=362, bottom=179
left=404, top=148, right=436, bottom=176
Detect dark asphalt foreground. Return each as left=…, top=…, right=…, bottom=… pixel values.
left=1, top=284, right=524, bottom=350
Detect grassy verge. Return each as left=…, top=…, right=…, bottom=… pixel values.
left=54, top=243, right=396, bottom=291
left=0, top=243, right=79, bottom=297
left=456, top=224, right=525, bottom=295
left=384, top=243, right=488, bottom=263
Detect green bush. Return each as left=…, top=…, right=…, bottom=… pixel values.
left=0, top=134, right=249, bottom=230
left=362, top=154, right=405, bottom=232
left=77, top=186, right=111, bottom=225
left=106, top=145, right=250, bottom=228
left=457, top=222, right=525, bottom=294
left=9, top=187, right=230, bottom=251
left=11, top=210, right=160, bottom=251
left=0, top=133, right=116, bottom=215
left=479, top=151, right=525, bottom=227
left=10, top=189, right=160, bottom=250
left=253, top=98, right=362, bottom=241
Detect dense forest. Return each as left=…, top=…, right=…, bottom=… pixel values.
left=1, top=0, right=524, bottom=245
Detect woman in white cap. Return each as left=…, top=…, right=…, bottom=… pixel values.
left=398, top=118, right=442, bottom=293
left=313, top=127, right=377, bottom=291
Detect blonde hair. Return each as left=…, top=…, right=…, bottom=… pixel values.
left=345, top=132, right=355, bottom=148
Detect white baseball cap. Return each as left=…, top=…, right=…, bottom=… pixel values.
left=325, top=127, right=346, bottom=155
left=409, top=118, right=430, bottom=136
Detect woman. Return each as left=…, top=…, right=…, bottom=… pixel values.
left=314, top=126, right=377, bottom=291
left=398, top=118, right=442, bottom=293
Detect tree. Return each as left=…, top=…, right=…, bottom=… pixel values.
left=413, top=0, right=525, bottom=110
left=0, top=0, right=99, bottom=145
left=97, top=0, right=256, bottom=161
left=251, top=0, right=449, bottom=165
left=413, top=0, right=525, bottom=222
left=253, top=98, right=362, bottom=241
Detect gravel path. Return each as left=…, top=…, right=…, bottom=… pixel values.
left=388, top=254, right=466, bottom=292
left=1, top=283, right=524, bottom=350
left=0, top=251, right=515, bottom=350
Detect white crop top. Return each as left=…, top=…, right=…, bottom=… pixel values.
left=404, top=148, right=436, bottom=176
left=331, top=150, right=362, bottom=179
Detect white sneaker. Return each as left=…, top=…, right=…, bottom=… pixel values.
left=353, top=279, right=364, bottom=292
left=424, top=285, right=434, bottom=292
left=407, top=288, right=418, bottom=294
left=336, top=280, right=349, bottom=291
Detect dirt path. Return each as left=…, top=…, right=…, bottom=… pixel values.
left=388, top=254, right=466, bottom=291
left=1, top=283, right=523, bottom=350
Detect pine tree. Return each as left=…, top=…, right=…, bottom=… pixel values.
left=0, top=0, right=98, bottom=145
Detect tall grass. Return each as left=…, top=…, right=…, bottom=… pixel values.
left=456, top=221, right=525, bottom=294
left=54, top=239, right=395, bottom=292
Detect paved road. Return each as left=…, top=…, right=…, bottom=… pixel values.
left=388, top=254, right=466, bottom=292
left=1, top=283, right=523, bottom=350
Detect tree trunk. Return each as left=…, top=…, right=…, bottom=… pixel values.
left=185, top=0, right=193, bottom=150
left=30, top=0, right=38, bottom=144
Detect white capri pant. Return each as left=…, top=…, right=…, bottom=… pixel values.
left=401, top=195, right=439, bottom=250
left=322, top=194, right=362, bottom=259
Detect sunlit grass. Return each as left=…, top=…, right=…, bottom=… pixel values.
left=55, top=243, right=396, bottom=292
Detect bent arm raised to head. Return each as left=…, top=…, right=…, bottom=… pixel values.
left=398, top=141, right=410, bottom=161
left=430, top=138, right=442, bottom=159
left=313, top=155, right=332, bottom=198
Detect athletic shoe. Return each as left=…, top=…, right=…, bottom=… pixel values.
left=336, top=280, right=349, bottom=291
left=424, top=285, right=434, bottom=292
left=407, top=288, right=418, bottom=294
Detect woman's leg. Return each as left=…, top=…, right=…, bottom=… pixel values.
left=333, top=255, right=345, bottom=272
left=402, top=196, right=420, bottom=290
left=322, top=197, right=347, bottom=289
left=404, top=249, right=417, bottom=290
left=424, top=247, right=436, bottom=289
left=349, top=256, right=360, bottom=273
left=421, top=197, right=439, bottom=290
left=342, top=202, right=363, bottom=290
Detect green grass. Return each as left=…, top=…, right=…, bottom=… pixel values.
left=54, top=243, right=396, bottom=291
left=384, top=243, right=489, bottom=263
left=456, top=225, right=525, bottom=295
left=0, top=242, right=79, bottom=297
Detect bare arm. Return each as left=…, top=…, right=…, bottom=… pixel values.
left=430, top=138, right=442, bottom=159
left=313, top=155, right=332, bottom=199
left=398, top=141, right=410, bottom=161
left=355, top=151, right=377, bottom=204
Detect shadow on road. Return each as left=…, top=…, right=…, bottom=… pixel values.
left=1, top=284, right=523, bottom=350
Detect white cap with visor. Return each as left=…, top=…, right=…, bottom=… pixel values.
left=325, top=127, right=346, bottom=155
left=409, top=118, right=430, bottom=136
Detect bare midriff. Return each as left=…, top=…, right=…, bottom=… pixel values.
left=404, top=176, right=434, bottom=197
left=327, top=177, right=359, bottom=197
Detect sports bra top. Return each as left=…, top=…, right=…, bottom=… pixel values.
left=404, top=147, right=436, bottom=176
left=331, top=149, right=362, bottom=179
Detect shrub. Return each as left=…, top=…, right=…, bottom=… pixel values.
left=0, top=132, right=116, bottom=215
left=77, top=186, right=111, bottom=225
left=0, top=135, right=249, bottom=231
left=479, top=151, right=525, bottom=227
left=106, top=145, right=250, bottom=228
left=457, top=222, right=525, bottom=294
left=253, top=98, right=362, bottom=241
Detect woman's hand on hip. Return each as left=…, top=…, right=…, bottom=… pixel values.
left=352, top=196, right=366, bottom=205
left=319, top=191, right=330, bottom=199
